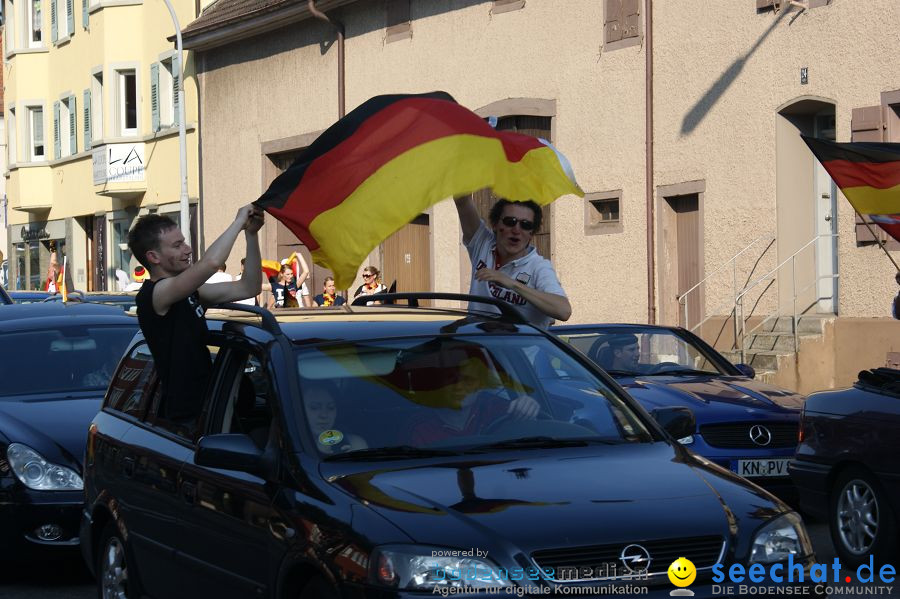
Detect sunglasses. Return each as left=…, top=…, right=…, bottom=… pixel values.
left=500, top=216, right=535, bottom=231
left=363, top=273, right=374, bottom=278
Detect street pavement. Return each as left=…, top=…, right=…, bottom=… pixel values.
left=1, top=522, right=896, bottom=598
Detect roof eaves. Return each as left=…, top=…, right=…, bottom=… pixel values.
left=179, top=0, right=357, bottom=52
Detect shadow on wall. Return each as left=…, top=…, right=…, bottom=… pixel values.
left=680, top=7, right=790, bottom=136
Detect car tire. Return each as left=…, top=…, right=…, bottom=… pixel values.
left=96, top=522, right=135, bottom=599
left=829, top=467, right=898, bottom=568
left=299, top=576, right=339, bottom=599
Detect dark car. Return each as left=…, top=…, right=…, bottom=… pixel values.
left=551, top=324, right=804, bottom=500
left=81, top=295, right=817, bottom=599
left=0, top=303, right=138, bottom=560
left=790, top=367, right=900, bottom=567
left=42, top=290, right=138, bottom=312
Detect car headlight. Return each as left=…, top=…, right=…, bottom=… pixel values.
left=749, top=512, right=813, bottom=563
left=6, top=443, right=83, bottom=491
left=371, top=546, right=513, bottom=591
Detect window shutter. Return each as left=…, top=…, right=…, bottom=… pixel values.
left=53, top=101, right=61, bottom=160
left=69, top=96, right=77, bottom=155
left=83, top=89, right=92, bottom=149
left=605, top=0, right=622, bottom=43
left=150, top=62, right=160, bottom=132
left=33, top=109, right=44, bottom=153
left=82, top=0, right=89, bottom=29
left=51, top=0, right=58, bottom=43
left=67, top=0, right=75, bottom=35
left=172, top=56, right=180, bottom=127
left=851, top=105, right=887, bottom=246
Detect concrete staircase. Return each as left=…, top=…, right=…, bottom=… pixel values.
left=722, top=314, right=834, bottom=385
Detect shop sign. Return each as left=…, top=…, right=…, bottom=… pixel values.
left=12, top=220, right=66, bottom=243
left=93, top=144, right=146, bottom=184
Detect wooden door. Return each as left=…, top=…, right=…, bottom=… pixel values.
left=383, top=214, right=430, bottom=301
left=672, top=194, right=701, bottom=328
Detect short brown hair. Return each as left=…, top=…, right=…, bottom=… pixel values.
left=127, top=214, right=178, bottom=271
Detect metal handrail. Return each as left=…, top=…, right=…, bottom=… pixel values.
left=734, top=233, right=839, bottom=362
left=676, top=233, right=775, bottom=334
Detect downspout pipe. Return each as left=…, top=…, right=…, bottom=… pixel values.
left=308, top=0, right=346, bottom=118
left=644, top=0, right=656, bottom=324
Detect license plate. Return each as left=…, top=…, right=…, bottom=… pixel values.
left=736, top=458, right=790, bottom=477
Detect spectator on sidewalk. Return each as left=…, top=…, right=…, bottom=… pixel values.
left=314, top=277, right=345, bottom=307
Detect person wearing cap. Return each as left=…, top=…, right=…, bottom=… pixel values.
left=125, top=265, right=149, bottom=292
left=453, top=194, right=571, bottom=329
left=127, top=205, right=263, bottom=422
left=602, top=334, right=640, bottom=373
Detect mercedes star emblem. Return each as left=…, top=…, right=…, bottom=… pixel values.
left=749, top=424, right=772, bottom=446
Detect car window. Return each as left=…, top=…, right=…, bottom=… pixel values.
left=107, top=343, right=157, bottom=418
left=559, top=329, right=723, bottom=376
left=0, top=325, right=136, bottom=397
left=210, top=353, right=274, bottom=449
left=295, top=335, right=656, bottom=454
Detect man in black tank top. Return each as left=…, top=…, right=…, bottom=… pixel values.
left=128, top=205, right=263, bottom=421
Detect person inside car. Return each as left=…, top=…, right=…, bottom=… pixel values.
left=304, top=381, right=367, bottom=454
left=604, top=334, right=640, bottom=373
left=127, top=206, right=263, bottom=422
left=407, top=353, right=540, bottom=445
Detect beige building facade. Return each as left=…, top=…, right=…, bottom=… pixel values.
left=186, top=0, right=899, bottom=385
left=3, top=0, right=201, bottom=291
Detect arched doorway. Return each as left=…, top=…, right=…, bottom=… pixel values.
left=775, top=97, right=839, bottom=315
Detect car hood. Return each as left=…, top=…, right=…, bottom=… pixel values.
left=616, top=376, right=802, bottom=422
left=324, top=443, right=778, bottom=555
left=0, top=394, right=101, bottom=469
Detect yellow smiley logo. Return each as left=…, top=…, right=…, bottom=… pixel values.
left=667, top=557, right=696, bottom=588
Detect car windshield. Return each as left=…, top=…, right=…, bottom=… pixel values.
left=557, top=328, right=725, bottom=377
left=0, top=325, right=136, bottom=397
left=295, top=334, right=656, bottom=456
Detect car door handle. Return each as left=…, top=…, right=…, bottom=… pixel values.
left=181, top=481, right=197, bottom=504
left=122, top=457, right=135, bottom=478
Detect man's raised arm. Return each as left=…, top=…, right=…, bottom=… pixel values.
left=198, top=210, right=264, bottom=306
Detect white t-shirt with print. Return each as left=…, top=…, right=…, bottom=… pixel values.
left=464, top=222, right=566, bottom=329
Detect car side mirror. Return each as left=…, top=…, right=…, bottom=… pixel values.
left=196, top=434, right=265, bottom=475
left=651, top=407, right=696, bottom=441
left=735, top=363, right=756, bottom=379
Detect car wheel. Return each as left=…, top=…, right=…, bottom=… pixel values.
left=97, top=522, right=133, bottom=599
left=299, top=576, right=338, bottom=599
left=829, top=468, right=898, bottom=568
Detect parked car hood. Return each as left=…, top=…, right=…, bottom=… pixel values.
left=325, top=443, right=779, bottom=553
left=0, top=394, right=102, bottom=469
left=616, top=375, right=803, bottom=422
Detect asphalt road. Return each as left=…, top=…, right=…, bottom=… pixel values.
left=1, top=522, right=897, bottom=598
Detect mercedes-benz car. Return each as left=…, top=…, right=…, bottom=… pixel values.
left=552, top=324, right=804, bottom=501
left=81, top=295, right=816, bottom=598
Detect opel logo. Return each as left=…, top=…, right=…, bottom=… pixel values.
left=619, top=544, right=651, bottom=574
left=749, top=425, right=772, bottom=446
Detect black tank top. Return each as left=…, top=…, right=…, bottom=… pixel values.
left=136, top=279, right=211, bottom=420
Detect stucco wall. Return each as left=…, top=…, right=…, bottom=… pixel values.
left=196, top=0, right=899, bottom=321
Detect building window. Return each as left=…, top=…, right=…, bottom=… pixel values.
left=584, top=190, right=624, bottom=236
left=28, top=0, right=42, bottom=46
left=492, top=0, right=525, bottom=14
left=59, top=98, right=71, bottom=157
left=9, top=108, right=17, bottom=165
left=385, top=0, right=411, bottom=43
left=604, top=0, right=641, bottom=52
left=117, top=69, right=137, bottom=135
left=91, top=71, right=104, bottom=140
left=7, top=0, right=16, bottom=52
left=159, top=58, right=175, bottom=128
left=27, top=106, right=45, bottom=160
left=55, top=0, right=72, bottom=38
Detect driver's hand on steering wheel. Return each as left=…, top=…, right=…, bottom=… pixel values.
left=507, top=396, right=540, bottom=420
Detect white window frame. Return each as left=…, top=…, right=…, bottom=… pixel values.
left=58, top=95, right=71, bottom=157
left=27, top=0, right=43, bottom=47
left=114, top=66, right=139, bottom=137
left=8, top=106, right=17, bottom=165
left=91, top=68, right=104, bottom=141
left=55, top=0, right=70, bottom=41
left=158, top=55, right=175, bottom=129
left=26, top=104, right=45, bottom=161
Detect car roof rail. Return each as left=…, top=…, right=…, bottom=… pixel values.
left=350, top=292, right=528, bottom=325
left=214, top=302, right=284, bottom=337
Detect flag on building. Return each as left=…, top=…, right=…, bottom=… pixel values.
left=255, top=91, right=583, bottom=289
left=802, top=136, right=900, bottom=243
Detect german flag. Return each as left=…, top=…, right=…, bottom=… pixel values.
left=803, top=136, right=900, bottom=242
left=255, top=92, right=583, bottom=289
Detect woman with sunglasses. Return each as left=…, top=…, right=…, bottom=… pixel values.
left=353, top=266, right=387, bottom=306
left=453, top=194, right=571, bottom=329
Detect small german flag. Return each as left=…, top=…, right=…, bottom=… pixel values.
left=803, top=136, right=900, bottom=242
left=255, top=92, right=582, bottom=289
